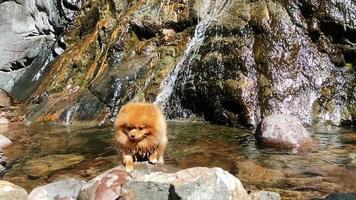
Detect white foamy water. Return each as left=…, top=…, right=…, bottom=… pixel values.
left=154, top=0, right=229, bottom=109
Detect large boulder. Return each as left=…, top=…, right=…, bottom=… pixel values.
left=255, top=114, right=312, bottom=149
left=0, top=0, right=81, bottom=100
left=28, top=178, right=86, bottom=200
left=0, top=180, right=28, bottom=200
left=78, top=162, right=177, bottom=200
left=122, top=166, right=250, bottom=200
left=79, top=163, right=250, bottom=200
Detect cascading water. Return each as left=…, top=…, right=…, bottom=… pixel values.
left=154, top=0, right=230, bottom=110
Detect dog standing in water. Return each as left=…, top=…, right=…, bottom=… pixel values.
left=114, top=102, right=167, bottom=172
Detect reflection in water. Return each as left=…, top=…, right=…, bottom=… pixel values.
left=2, top=122, right=356, bottom=199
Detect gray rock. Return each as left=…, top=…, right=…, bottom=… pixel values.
left=28, top=178, right=86, bottom=200
left=250, top=191, right=280, bottom=200
left=322, top=193, right=356, bottom=200
left=0, top=180, right=28, bottom=200
left=255, top=114, right=312, bottom=149
left=0, top=134, right=12, bottom=148
left=123, top=166, right=250, bottom=200
left=0, top=0, right=80, bottom=100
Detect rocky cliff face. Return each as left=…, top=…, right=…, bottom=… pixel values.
left=0, top=0, right=354, bottom=127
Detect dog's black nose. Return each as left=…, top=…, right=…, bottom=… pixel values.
left=129, top=135, right=136, bottom=139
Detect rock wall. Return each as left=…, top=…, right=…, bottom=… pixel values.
left=1, top=0, right=354, bottom=127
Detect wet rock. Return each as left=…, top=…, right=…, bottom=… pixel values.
left=0, top=180, right=28, bottom=200
left=28, top=178, right=86, bottom=200
left=322, top=193, right=356, bottom=200
left=0, top=134, right=12, bottom=148
left=255, top=114, right=312, bottom=149
left=250, top=191, right=281, bottom=200
left=0, top=0, right=81, bottom=100
left=78, top=167, right=131, bottom=200
left=123, top=166, right=250, bottom=200
left=23, top=154, right=85, bottom=178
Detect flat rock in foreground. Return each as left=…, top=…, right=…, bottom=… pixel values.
left=79, top=162, right=250, bottom=200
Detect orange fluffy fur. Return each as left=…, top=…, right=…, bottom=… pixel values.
left=114, top=102, right=167, bottom=172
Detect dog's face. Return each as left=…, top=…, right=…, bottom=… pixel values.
left=115, top=103, right=163, bottom=143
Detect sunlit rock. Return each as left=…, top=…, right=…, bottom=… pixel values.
left=123, top=166, right=250, bottom=200
left=0, top=180, right=28, bottom=200
left=28, top=178, right=86, bottom=200
left=250, top=191, right=281, bottom=200
left=0, top=134, right=12, bottom=149
left=255, top=114, right=313, bottom=149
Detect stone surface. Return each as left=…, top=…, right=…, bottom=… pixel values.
left=322, top=193, right=356, bottom=200
left=250, top=191, right=281, bottom=200
left=123, top=166, right=250, bottom=200
left=78, top=167, right=131, bottom=200
left=0, top=0, right=80, bottom=100
left=28, top=178, right=86, bottom=200
left=0, top=134, right=12, bottom=148
left=1, top=0, right=353, bottom=127
left=255, top=114, right=313, bottom=149
left=0, top=117, right=9, bottom=125
left=0, top=180, right=28, bottom=200
left=23, top=154, right=85, bottom=178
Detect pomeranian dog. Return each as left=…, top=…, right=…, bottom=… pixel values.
left=114, top=102, right=167, bottom=172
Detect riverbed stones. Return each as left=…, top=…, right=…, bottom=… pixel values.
left=255, top=114, right=312, bottom=149
left=0, top=180, right=28, bottom=200
left=23, top=154, right=85, bottom=178
left=28, top=178, right=86, bottom=200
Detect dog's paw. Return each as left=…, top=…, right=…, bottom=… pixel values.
left=125, top=164, right=134, bottom=172
left=149, top=158, right=158, bottom=164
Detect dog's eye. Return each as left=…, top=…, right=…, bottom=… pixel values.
left=138, top=126, right=146, bottom=131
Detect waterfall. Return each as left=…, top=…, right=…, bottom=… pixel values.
left=154, top=0, right=229, bottom=109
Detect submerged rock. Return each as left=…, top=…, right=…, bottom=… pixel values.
left=23, top=154, right=85, bottom=178
left=255, top=114, right=312, bottom=149
left=0, top=181, right=28, bottom=200
left=28, top=178, right=86, bottom=200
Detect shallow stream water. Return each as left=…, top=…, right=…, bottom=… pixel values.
left=2, top=121, right=356, bottom=199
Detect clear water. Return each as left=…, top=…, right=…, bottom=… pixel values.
left=2, top=122, right=356, bottom=199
